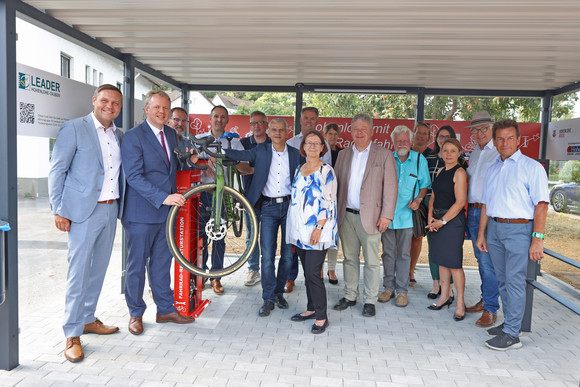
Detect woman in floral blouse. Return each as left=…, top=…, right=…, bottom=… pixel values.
left=286, top=130, right=337, bottom=334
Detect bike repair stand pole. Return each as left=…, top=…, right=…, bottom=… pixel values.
left=174, top=169, right=211, bottom=318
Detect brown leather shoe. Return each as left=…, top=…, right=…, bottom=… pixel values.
left=284, top=280, right=294, bottom=293
left=475, top=310, right=497, bottom=327
left=128, top=316, right=143, bottom=335
left=83, top=318, right=119, bottom=335
left=64, top=337, right=83, bottom=362
left=466, top=300, right=484, bottom=313
left=211, top=279, right=224, bottom=294
left=156, top=311, right=195, bottom=324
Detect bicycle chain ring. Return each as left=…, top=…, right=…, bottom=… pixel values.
left=205, top=218, right=227, bottom=241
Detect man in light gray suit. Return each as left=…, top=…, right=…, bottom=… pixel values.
left=49, top=84, right=125, bottom=363
left=332, top=113, right=398, bottom=317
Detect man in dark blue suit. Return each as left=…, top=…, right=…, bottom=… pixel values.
left=49, top=84, right=125, bottom=362
left=225, top=118, right=303, bottom=317
left=121, top=90, right=195, bottom=335
left=240, top=111, right=271, bottom=287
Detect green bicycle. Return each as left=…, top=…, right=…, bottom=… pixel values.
left=166, top=134, right=257, bottom=278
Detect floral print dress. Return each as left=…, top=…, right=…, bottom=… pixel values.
left=286, top=163, right=338, bottom=250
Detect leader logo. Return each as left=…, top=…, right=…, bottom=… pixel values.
left=18, top=71, right=61, bottom=97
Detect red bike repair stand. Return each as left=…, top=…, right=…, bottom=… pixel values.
left=173, top=168, right=211, bottom=318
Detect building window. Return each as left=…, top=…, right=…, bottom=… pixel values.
left=92, top=69, right=98, bottom=86
left=60, top=53, right=71, bottom=78
left=85, top=65, right=91, bottom=84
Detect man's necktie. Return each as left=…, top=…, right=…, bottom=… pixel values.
left=159, top=130, right=170, bottom=166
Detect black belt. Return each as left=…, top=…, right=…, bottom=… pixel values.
left=346, top=208, right=360, bottom=215
left=262, top=195, right=291, bottom=204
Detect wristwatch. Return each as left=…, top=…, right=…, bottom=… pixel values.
left=532, top=232, right=545, bottom=239
left=315, top=224, right=324, bottom=230
left=440, top=218, right=447, bottom=226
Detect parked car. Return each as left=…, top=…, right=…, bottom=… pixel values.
left=550, top=182, right=580, bottom=213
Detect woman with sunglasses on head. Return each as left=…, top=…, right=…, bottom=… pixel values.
left=286, top=130, right=338, bottom=334
left=426, top=138, right=468, bottom=321
left=423, top=125, right=466, bottom=300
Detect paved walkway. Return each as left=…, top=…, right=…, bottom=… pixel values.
left=1, top=198, right=579, bottom=386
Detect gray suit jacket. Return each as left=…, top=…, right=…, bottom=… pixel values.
left=334, top=142, right=398, bottom=234
left=49, top=113, right=125, bottom=223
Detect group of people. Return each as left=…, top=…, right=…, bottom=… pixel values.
left=49, top=84, right=549, bottom=364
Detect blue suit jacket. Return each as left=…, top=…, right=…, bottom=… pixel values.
left=225, top=143, right=303, bottom=207
left=49, top=113, right=125, bottom=223
left=121, top=120, right=179, bottom=224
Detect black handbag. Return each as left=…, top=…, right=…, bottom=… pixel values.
left=411, top=155, right=428, bottom=237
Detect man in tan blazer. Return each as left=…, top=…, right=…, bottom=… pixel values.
left=332, top=113, right=398, bottom=317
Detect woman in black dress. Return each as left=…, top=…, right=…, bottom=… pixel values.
left=323, top=123, right=342, bottom=284
left=426, top=138, right=467, bottom=321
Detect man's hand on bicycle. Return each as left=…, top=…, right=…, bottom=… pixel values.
left=164, top=193, right=186, bottom=207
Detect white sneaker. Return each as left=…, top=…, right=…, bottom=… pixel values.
left=244, top=270, right=260, bottom=286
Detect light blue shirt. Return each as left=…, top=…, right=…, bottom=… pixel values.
left=482, top=150, right=549, bottom=219
left=389, top=150, right=431, bottom=229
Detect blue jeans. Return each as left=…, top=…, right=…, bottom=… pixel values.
left=467, top=206, right=500, bottom=314
left=486, top=219, right=533, bottom=337
left=260, top=200, right=292, bottom=301
left=287, top=251, right=299, bottom=281
left=245, top=208, right=261, bottom=272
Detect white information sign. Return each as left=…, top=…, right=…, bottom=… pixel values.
left=546, top=118, right=580, bottom=160
left=17, top=63, right=148, bottom=137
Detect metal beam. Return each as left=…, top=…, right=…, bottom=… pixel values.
left=416, top=88, right=425, bottom=122
left=120, top=54, right=136, bottom=294
left=188, top=84, right=296, bottom=93
left=539, top=93, right=553, bottom=160
left=551, top=80, right=580, bottom=97
left=0, top=0, right=20, bottom=371
left=424, top=88, right=544, bottom=98
left=181, top=84, right=189, bottom=111
left=294, top=83, right=304, bottom=136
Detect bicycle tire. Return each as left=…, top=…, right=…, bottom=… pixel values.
left=166, top=184, right=257, bottom=278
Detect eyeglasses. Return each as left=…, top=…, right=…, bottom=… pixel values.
left=171, top=118, right=188, bottom=124
left=437, top=135, right=450, bottom=140
left=471, top=126, right=490, bottom=134
left=250, top=120, right=267, bottom=126
left=304, top=142, right=322, bottom=147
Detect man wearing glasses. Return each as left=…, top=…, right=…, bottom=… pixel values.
left=240, top=111, right=272, bottom=287
left=167, top=107, right=189, bottom=140
left=465, top=111, right=501, bottom=328
left=224, top=119, right=303, bottom=317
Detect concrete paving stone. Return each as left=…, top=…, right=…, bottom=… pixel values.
left=124, top=361, right=157, bottom=372
left=276, top=374, right=311, bottom=385
left=309, top=376, right=345, bottom=386
left=133, top=370, right=167, bottom=382
left=182, top=365, right=216, bottom=378
left=264, top=365, right=298, bottom=375
left=320, top=370, right=359, bottom=380
left=193, top=351, right=225, bottom=362
left=243, top=371, right=277, bottom=383
left=232, top=362, right=266, bottom=373
left=102, top=377, right=143, bottom=386
left=152, top=364, right=186, bottom=375
left=0, top=375, right=24, bottom=386
left=140, top=382, right=177, bottom=387
left=295, top=366, right=329, bottom=378
left=190, top=375, right=230, bottom=386
left=75, top=374, right=112, bottom=385
left=44, top=371, right=81, bottom=382
left=159, top=372, right=198, bottom=385
left=390, top=374, right=424, bottom=385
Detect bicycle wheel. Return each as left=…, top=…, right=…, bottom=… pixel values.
left=166, top=184, right=257, bottom=278
left=231, top=198, right=244, bottom=237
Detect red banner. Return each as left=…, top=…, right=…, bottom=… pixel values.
left=189, top=115, right=541, bottom=158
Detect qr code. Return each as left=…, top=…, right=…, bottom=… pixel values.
left=20, top=102, right=35, bottom=124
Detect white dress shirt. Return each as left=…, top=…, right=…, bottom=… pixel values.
left=262, top=144, right=292, bottom=197
left=346, top=142, right=372, bottom=210
left=146, top=120, right=171, bottom=162
left=482, top=150, right=549, bottom=219
left=92, top=113, right=121, bottom=201
left=467, top=140, right=499, bottom=204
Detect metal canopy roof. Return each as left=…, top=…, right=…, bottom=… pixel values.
left=19, top=0, right=580, bottom=93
